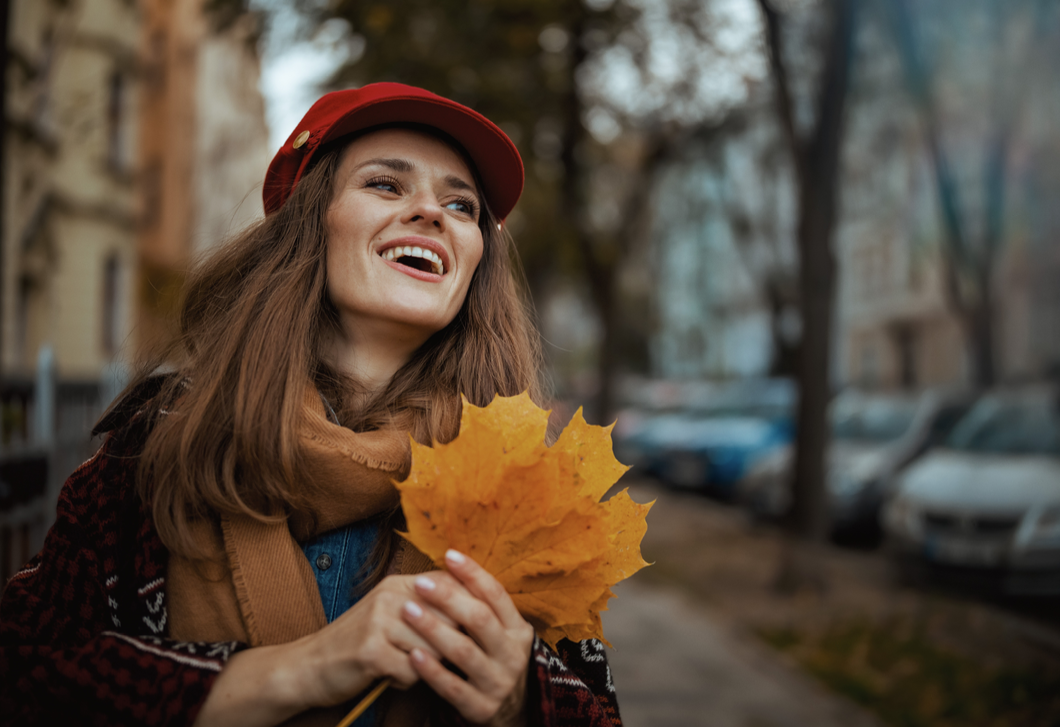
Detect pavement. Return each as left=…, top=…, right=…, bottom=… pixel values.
left=601, top=580, right=882, bottom=727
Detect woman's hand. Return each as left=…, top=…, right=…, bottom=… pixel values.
left=402, top=549, right=536, bottom=727
left=194, top=574, right=448, bottom=727
left=195, top=553, right=534, bottom=727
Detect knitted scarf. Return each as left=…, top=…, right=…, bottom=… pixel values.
left=167, top=389, right=436, bottom=726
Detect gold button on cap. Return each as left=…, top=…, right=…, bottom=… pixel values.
left=293, top=130, right=311, bottom=149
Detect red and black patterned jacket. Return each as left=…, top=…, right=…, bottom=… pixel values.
left=0, top=385, right=622, bottom=726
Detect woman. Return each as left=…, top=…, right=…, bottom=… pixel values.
left=0, top=84, right=622, bottom=727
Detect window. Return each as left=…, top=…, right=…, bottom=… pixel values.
left=106, top=71, right=130, bottom=172
left=102, top=254, right=121, bottom=355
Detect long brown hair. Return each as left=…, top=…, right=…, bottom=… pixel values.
left=131, top=134, right=545, bottom=557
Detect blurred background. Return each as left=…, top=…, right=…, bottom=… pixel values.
left=1, top=0, right=1059, bottom=724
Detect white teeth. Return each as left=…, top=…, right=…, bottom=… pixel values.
left=427, top=250, right=445, bottom=274
left=379, top=245, right=446, bottom=275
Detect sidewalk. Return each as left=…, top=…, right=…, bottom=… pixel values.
left=602, top=580, right=882, bottom=727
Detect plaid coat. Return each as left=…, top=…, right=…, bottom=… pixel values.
left=0, top=388, right=622, bottom=726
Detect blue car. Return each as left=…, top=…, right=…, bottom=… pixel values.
left=614, top=379, right=795, bottom=497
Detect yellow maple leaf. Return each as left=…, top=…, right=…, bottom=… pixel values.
left=395, top=392, right=652, bottom=649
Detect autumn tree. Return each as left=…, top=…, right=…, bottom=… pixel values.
left=887, top=0, right=1052, bottom=389
left=566, top=0, right=774, bottom=411
left=289, top=0, right=631, bottom=417
left=289, top=0, right=767, bottom=422
left=0, top=0, right=8, bottom=369
left=713, top=110, right=800, bottom=378
left=755, top=0, right=857, bottom=583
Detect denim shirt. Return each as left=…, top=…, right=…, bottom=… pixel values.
left=301, top=518, right=383, bottom=724
left=301, top=518, right=382, bottom=622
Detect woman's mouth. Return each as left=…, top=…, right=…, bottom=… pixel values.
left=379, top=245, right=446, bottom=275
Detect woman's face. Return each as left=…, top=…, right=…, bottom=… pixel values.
left=326, top=128, right=485, bottom=348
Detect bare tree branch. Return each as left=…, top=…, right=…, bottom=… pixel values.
left=889, top=0, right=1047, bottom=387
left=889, top=0, right=970, bottom=310
left=755, top=0, right=805, bottom=185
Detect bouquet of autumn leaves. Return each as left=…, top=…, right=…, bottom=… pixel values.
left=395, top=392, right=652, bottom=649
left=335, top=393, right=651, bottom=727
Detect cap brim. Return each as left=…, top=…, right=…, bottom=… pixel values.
left=265, top=89, right=523, bottom=220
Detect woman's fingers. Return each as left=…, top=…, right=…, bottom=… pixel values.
left=333, top=584, right=442, bottom=659
left=408, top=647, right=504, bottom=725
left=412, top=572, right=510, bottom=656
left=402, top=597, right=493, bottom=682
left=411, top=553, right=534, bottom=663
left=308, top=575, right=457, bottom=698
left=403, top=597, right=528, bottom=724
left=442, top=550, right=525, bottom=630
left=402, top=556, right=534, bottom=725
left=353, top=634, right=422, bottom=690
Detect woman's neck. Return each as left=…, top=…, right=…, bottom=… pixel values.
left=323, top=319, right=427, bottom=393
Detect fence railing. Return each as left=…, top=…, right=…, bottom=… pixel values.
left=1, top=348, right=109, bottom=583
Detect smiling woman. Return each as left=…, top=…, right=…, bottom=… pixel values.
left=324, top=128, right=486, bottom=388
left=0, top=84, right=623, bottom=727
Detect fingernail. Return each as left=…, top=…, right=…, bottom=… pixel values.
left=445, top=549, right=466, bottom=566
left=415, top=575, right=436, bottom=591
left=404, top=600, right=423, bottom=618
left=410, top=648, right=426, bottom=663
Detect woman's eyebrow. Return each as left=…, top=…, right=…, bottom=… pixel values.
left=353, top=157, right=478, bottom=198
left=353, top=157, right=415, bottom=173
left=445, top=175, right=476, bottom=194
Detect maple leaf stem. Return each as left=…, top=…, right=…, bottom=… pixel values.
left=335, top=678, right=390, bottom=727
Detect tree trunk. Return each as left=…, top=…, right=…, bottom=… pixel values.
left=888, top=0, right=1016, bottom=392
left=0, top=0, right=9, bottom=372
left=759, top=0, right=857, bottom=591
left=787, top=191, right=837, bottom=544
left=588, top=262, right=618, bottom=424
left=766, top=290, right=800, bottom=378
left=558, top=9, right=620, bottom=423
left=966, top=265, right=996, bottom=389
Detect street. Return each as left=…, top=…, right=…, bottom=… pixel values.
left=599, top=478, right=1060, bottom=726
left=603, top=580, right=881, bottom=727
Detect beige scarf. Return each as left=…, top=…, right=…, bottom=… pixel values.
left=167, top=389, right=436, bottom=726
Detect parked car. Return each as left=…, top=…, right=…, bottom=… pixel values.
left=883, top=386, right=1060, bottom=595
left=737, top=389, right=973, bottom=540
left=613, top=379, right=795, bottom=496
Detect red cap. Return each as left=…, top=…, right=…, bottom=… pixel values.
left=263, top=83, right=524, bottom=220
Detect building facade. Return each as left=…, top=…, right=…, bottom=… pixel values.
left=2, top=0, right=269, bottom=382
left=137, top=0, right=269, bottom=359
left=3, top=0, right=141, bottom=381
left=0, top=0, right=269, bottom=580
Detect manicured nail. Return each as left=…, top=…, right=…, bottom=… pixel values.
left=445, top=549, right=466, bottom=566
left=404, top=600, right=423, bottom=618
left=410, top=648, right=426, bottom=663
left=415, top=575, right=436, bottom=591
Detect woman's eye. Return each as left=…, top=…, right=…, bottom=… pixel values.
left=446, top=199, right=477, bottom=216
left=366, top=177, right=400, bottom=193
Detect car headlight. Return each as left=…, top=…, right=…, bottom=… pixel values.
left=1027, top=505, right=1060, bottom=545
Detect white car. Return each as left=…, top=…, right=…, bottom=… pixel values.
left=738, top=389, right=971, bottom=540
left=883, top=386, right=1060, bottom=595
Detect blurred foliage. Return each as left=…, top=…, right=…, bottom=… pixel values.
left=883, top=0, right=1058, bottom=388
left=294, top=0, right=627, bottom=290
left=761, top=620, right=1060, bottom=727
left=203, top=0, right=255, bottom=33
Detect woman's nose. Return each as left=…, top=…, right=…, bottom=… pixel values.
left=404, top=191, right=445, bottom=230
